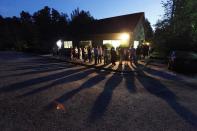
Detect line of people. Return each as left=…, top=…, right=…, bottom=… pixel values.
left=71, top=46, right=110, bottom=65
left=70, top=44, right=150, bottom=66
left=119, top=44, right=150, bottom=65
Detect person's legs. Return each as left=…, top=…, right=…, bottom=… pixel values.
left=98, top=55, right=100, bottom=63
left=129, top=55, right=132, bottom=65
left=112, top=61, right=114, bottom=66
left=113, top=60, right=116, bottom=66
left=95, top=56, right=97, bottom=65
left=100, top=55, right=102, bottom=63
left=120, top=55, right=122, bottom=65
left=84, top=55, right=86, bottom=62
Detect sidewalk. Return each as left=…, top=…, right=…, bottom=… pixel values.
left=41, top=54, right=167, bottom=73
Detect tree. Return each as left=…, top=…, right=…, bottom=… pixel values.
left=0, top=15, right=5, bottom=50
left=0, top=6, right=92, bottom=53
left=144, top=19, right=154, bottom=43
left=69, top=8, right=94, bottom=36
left=19, top=11, right=36, bottom=51
left=32, top=6, right=68, bottom=53
left=154, top=0, right=197, bottom=53
left=51, top=8, right=68, bottom=39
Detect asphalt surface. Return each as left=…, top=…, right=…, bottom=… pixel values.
left=0, top=51, right=197, bottom=131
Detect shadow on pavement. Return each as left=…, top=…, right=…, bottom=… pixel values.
left=88, top=73, right=123, bottom=122
left=135, top=67, right=197, bottom=127
left=123, top=73, right=136, bottom=93
left=0, top=67, right=87, bottom=93
left=50, top=72, right=109, bottom=103
left=19, top=68, right=97, bottom=97
left=0, top=64, right=74, bottom=78
left=10, top=62, right=71, bottom=71
left=142, top=65, right=197, bottom=91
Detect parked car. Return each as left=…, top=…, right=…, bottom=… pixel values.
left=168, top=51, right=197, bottom=72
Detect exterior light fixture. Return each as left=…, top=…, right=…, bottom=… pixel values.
left=120, top=33, right=130, bottom=40
left=56, top=40, right=62, bottom=49
left=146, top=42, right=150, bottom=46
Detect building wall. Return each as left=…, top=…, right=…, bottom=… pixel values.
left=132, top=16, right=145, bottom=45
left=81, top=33, right=131, bottom=41
left=64, top=16, right=144, bottom=48
left=75, top=32, right=132, bottom=48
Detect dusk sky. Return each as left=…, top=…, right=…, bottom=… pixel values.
left=0, top=0, right=166, bottom=26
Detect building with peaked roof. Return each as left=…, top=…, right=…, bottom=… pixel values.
left=63, top=12, right=145, bottom=49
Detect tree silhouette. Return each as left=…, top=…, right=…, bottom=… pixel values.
left=154, top=0, right=197, bottom=53
left=0, top=7, right=95, bottom=53
left=69, top=8, right=95, bottom=36
left=144, top=18, right=154, bottom=43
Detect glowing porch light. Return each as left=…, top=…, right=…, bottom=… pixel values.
left=56, top=40, right=62, bottom=49
left=120, top=33, right=130, bottom=40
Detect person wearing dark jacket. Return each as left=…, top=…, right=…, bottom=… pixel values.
left=94, top=47, right=98, bottom=65
left=111, top=47, right=116, bottom=66
left=88, top=47, right=92, bottom=63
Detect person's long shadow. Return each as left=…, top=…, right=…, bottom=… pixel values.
left=88, top=73, right=123, bottom=122
left=135, top=66, right=197, bottom=126
left=0, top=66, right=87, bottom=93
left=19, top=68, right=96, bottom=97
left=11, top=62, right=71, bottom=70
left=123, top=73, right=136, bottom=93
left=47, top=71, right=109, bottom=105
left=142, top=65, right=180, bottom=80
left=13, top=67, right=66, bottom=76
left=117, top=63, right=122, bottom=72
left=0, top=64, right=74, bottom=79
left=141, top=64, right=197, bottom=91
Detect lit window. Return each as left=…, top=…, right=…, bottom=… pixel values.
left=64, top=41, right=73, bottom=48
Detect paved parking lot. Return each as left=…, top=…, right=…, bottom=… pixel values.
left=0, top=51, right=197, bottom=131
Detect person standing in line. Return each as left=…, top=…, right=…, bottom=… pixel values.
left=94, top=47, right=98, bottom=65
left=71, top=48, right=74, bottom=60
left=88, top=47, right=92, bottom=63
left=119, top=47, right=123, bottom=65
left=103, top=47, right=108, bottom=65
left=82, top=47, right=85, bottom=60
left=136, top=45, right=141, bottom=61
left=111, top=47, right=116, bottom=66
left=52, top=46, right=58, bottom=56
left=97, top=46, right=101, bottom=64
left=98, top=46, right=103, bottom=64
left=84, top=47, right=88, bottom=62
left=91, top=48, right=94, bottom=62
left=142, top=44, right=146, bottom=59
left=129, top=46, right=136, bottom=64
left=74, top=47, right=78, bottom=60
left=79, top=48, right=83, bottom=61
left=146, top=44, right=150, bottom=58
left=139, top=45, right=142, bottom=59
left=123, top=48, right=129, bottom=65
